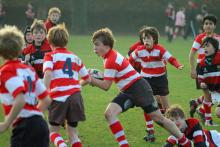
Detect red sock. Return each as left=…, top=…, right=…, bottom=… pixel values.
left=144, top=112, right=154, bottom=133
left=178, top=135, right=191, bottom=147
left=109, top=120, right=129, bottom=147
left=72, top=142, right=82, bottom=147
left=50, top=132, right=67, bottom=147
left=203, top=100, right=212, bottom=121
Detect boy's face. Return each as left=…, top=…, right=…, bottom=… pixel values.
left=93, top=39, right=108, bottom=57
left=203, top=19, right=216, bottom=33
left=142, top=33, right=154, bottom=49
left=49, top=12, right=60, bottom=24
left=170, top=116, right=186, bottom=131
left=204, top=42, right=216, bottom=56
left=25, top=32, right=33, bottom=44
left=32, top=28, right=46, bottom=44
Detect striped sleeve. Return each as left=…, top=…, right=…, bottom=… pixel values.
left=43, top=53, right=53, bottom=72
left=5, top=75, right=26, bottom=98
left=191, top=36, right=202, bottom=52
left=35, top=79, right=48, bottom=99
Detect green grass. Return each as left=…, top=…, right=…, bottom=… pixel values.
left=1, top=35, right=220, bottom=147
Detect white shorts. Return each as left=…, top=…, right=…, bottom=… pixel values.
left=210, top=130, right=220, bottom=146
left=211, top=92, right=220, bottom=104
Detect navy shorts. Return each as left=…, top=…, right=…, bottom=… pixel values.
left=11, top=115, right=49, bottom=147
left=112, top=78, right=158, bottom=113
left=144, top=74, right=169, bottom=96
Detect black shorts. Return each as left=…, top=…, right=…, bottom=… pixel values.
left=11, top=115, right=49, bottom=147
left=49, top=92, right=86, bottom=126
left=112, top=78, right=158, bottom=113
left=144, top=74, right=169, bottom=96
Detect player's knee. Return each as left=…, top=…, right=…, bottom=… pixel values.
left=216, top=109, right=220, bottom=118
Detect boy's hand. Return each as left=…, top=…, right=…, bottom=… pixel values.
left=200, top=82, right=207, bottom=89
left=190, top=68, right=197, bottom=79
left=24, top=54, right=30, bottom=64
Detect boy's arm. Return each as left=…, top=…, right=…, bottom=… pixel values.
left=37, top=96, right=51, bottom=112
left=90, top=77, right=113, bottom=91
left=189, top=49, right=197, bottom=79
left=0, top=93, right=25, bottom=133
left=43, top=70, right=52, bottom=89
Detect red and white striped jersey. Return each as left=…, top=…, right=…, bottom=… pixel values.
left=166, top=118, right=217, bottom=147
left=191, top=33, right=220, bottom=63
left=129, top=44, right=181, bottom=77
left=0, top=60, right=48, bottom=122
left=43, top=47, right=89, bottom=102
left=103, top=49, right=141, bottom=90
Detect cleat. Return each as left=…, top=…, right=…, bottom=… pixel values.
left=143, top=131, right=155, bottom=142
left=205, top=120, right=218, bottom=126
left=189, top=100, right=197, bottom=117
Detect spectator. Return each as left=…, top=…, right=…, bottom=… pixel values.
left=25, top=2, right=36, bottom=26
left=173, top=7, right=186, bottom=39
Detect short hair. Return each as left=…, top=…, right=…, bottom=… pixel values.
left=0, top=25, right=24, bottom=59
left=203, top=14, right=218, bottom=25
left=31, top=19, right=47, bottom=33
left=138, top=25, right=148, bottom=44
left=165, top=105, right=186, bottom=119
left=139, top=26, right=159, bottom=44
left=48, top=7, right=61, bottom=16
left=92, top=28, right=115, bottom=48
left=202, top=37, right=219, bottom=54
left=47, top=24, right=69, bottom=47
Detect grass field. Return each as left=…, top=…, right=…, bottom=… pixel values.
left=0, top=35, right=220, bottom=147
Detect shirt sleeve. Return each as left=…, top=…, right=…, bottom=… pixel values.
left=35, top=78, right=48, bottom=99
left=4, top=72, right=26, bottom=98
left=43, top=53, right=53, bottom=73
left=104, top=59, right=117, bottom=81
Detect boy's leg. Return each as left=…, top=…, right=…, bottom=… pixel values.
left=66, top=124, right=82, bottom=147
left=202, top=90, right=214, bottom=126
left=50, top=125, right=67, bottom=147
left=105, top=103, right=129, bottom=147
left=159, top=95, right=169, bottom=113
left=143, top=112, right=155, bottom=142
left=216, top=105, right=220, bottom=118
left=189, top=95, right=204, bottom=117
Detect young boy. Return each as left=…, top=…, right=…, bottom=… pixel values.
left=44, top=7, right=61, bottom=32
left=0, top=25, right=51, bottom=147
left=189, top=14, right=220, bottom=125
left=90, top=27, right=191, bottom=147
left=128, top=27, right=155, bottom=142
left=197, top=37, right=220, bottom=122
left=43, top=24, right=90, bottom=147
left=18, top=26, right=33, bottom=61
left=22, top=19, right=52, bottom=79
left=128, top=26, right=183, bottom=141
left=164, top=105, right=220, bottom=147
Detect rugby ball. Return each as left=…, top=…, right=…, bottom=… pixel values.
left=88, top=68, right=104, bottom=80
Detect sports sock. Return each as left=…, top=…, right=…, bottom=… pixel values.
left=144, top=112, right=154, bottom=134
left=50, top=132, right=67, bottom=147
left=203, top=100, right=212, bottom=122
left=109, top=120, right=129, bottom=147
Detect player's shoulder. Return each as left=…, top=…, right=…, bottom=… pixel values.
left=186, top=118, right=200, bottom=126
left=22, top=44, right=34, bottom=54
left=195, top=33, right=206, bottom=41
